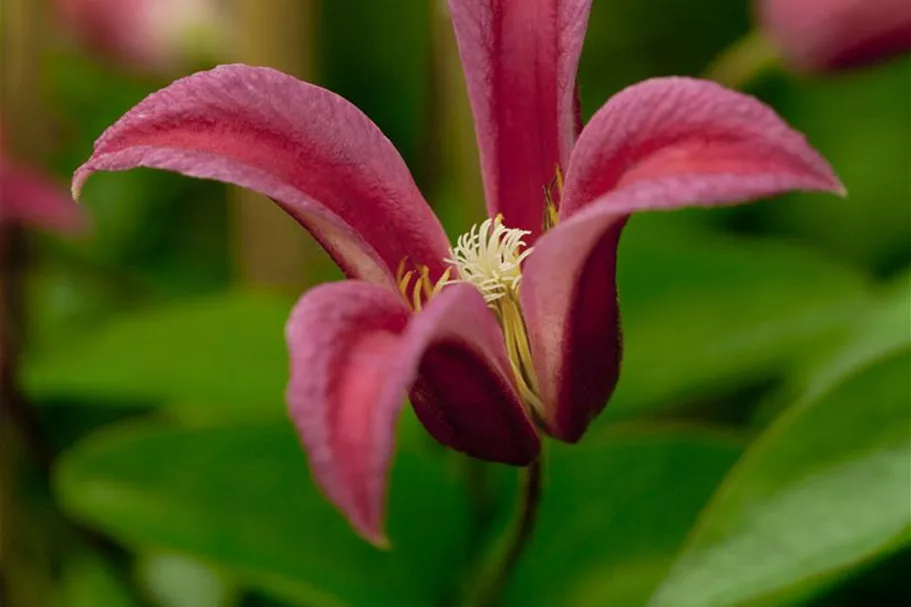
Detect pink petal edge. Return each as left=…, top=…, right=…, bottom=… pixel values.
left=560, top=77, right=844, bottom=220
left=74, top=64, right=452, bottom=288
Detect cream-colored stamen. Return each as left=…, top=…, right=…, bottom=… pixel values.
left=443, top=215, right=543, bottom=414
left=445, top=214, right=534, bottom=303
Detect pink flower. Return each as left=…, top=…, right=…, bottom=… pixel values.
left=53, top=0, right=226, bottom=73
left=74, top=0, right=842, bottom=544
left=0, top=126, right=83, bottom=232
left=759, top=0, right=911, bottom=72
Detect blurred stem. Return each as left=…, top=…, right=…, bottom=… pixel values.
left=0, top=1, right=55, bottom=605
left=461, top=456, right=495, bottom=550
left=704, top=30, right=781, bottom=90
left=461, top=458, right=543, bottom=607
left=230, top=0, right=328, bottom=291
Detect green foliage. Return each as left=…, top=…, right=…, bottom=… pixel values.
left=648, top=309, right=910, bottom=606
left=56, top=551, right=138, bottom=607
left=504, top=428, right=744, bottom=606
left=54, top=422, right=471, bottom=607
left=24, top=292, right=293, bottom=420
left=609, top=216, right=871, bottom=418
left=759, top=58, right=911, bottom=275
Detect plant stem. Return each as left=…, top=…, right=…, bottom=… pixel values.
left=461, top=457, right=543, bottom=607
left=704, top=30, right=781, bottom=90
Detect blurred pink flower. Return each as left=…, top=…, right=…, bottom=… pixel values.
left=53, top=0, right=226, bottom=73
left=0, top=125, right=83, bottom=232
left=759, top=0, right=911, bottom=72
left=74, top=0, right=842, bottom=543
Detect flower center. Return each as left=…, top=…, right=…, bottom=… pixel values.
left=446, top=214, right=533, bottom=303
left=444, top=215, right=543, bottom=415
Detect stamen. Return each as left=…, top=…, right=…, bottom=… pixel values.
left=444, top=214, right=533, bottom=304
left=543, top=165, right=564, bottom=232
left=443, top=215, right=543, bottom=416
left=396, top=258, right=450, bottom=313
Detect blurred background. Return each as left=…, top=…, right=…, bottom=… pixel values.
left=1, top=0, right=908, bottom=606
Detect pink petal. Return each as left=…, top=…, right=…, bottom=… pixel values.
left=560, top=77, right=844, bottom=220
left=407, top=284, right=540, bottom=466
left=759, top=0, right=911, bottom=73
left=74, top=64, right=452, bottom=288
left=525, top=79, right=845, bottom=442
left=286, top=281, right=538, bottom=544
left=1, top=159, right=85, bottom=233
left=519, top=209, right=623, bottom=443
left=448, top=0, right=591, bottom=238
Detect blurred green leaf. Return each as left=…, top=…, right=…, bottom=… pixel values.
left=138, top=553, right=237, bottom=607
left=504, top=426, right=744, bottom=606
left=607, top=216, right=871, bottom=418
left=580, top=0, right=749, bottom=113
left=54, top=421, right=471, bottom=607
left=23, top=291, right=293, bottom=420
left=648, top=347, right=910, bottom=607
left=56, top=551, right=138, bottom=607
left=792, top=272, right=910, bottom=404
left=753, top=271, right=910, bottom=427
left=756, top=57, right=911, bottom=275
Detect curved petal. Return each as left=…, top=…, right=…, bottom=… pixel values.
left=525, top=76, right=845, bottom=440
left=286, top=281, right=538, bottom=544
left=407, top=284, right=540, bottom=466
left=74, top=64, right=452, bottom=288
left=1, top=159, right=85, bottom=232
left=759, top=0, right=911, bottom=73
left=448, top=0, right=592, bottom=238
left=560, top=77, right=844, bottom=219
left=519, top=205, right=623, bottom=443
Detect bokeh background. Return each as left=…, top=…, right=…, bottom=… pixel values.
left=1, top=0, right=909, bottom=606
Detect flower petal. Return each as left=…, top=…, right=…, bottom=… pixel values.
left=525, top=80, right=845, bottom=442
left=560, top=77, right=844, bottom=219
left=759, top=0, right=911, bottom=73
left=74, top=64, right=452, bottom=288
left=448, top=0, right=592, bottom=238
left=407, top=284, right=540, bottom=466
left=519, top=207, right=623, bottom=443
left=1, top=159, right=85, bottom=232
left=286, top=281, right=538, bottom=544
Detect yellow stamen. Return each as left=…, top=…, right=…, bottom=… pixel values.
left=543, top=165, right=564, bottom=232
left=396, top=258, right=451, bottom=313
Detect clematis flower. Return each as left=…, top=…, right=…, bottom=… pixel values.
left=52, top=0, right=227, bottom=74
left=758, top=0, right=911, bottom=72
left=73, top=0, right=842, bottom=544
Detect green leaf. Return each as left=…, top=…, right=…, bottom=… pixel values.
left=607, top=217, right=871, bottom=417
left=798, top=273, right=911, bottom=402
left=56, top=551, right=138, bottom=607
left=648, top=349, right=910, bottom=607
left=137, top=553, right=237, bottom=607
left=54, top=421, right=470, bottom=607
left=23, top=292, right=294, bottom=421
left=753, top=271, right=910, bottom=427
left=504, top=426, right=744, bottom=606
left=760, top=57, right=911, bottom=274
